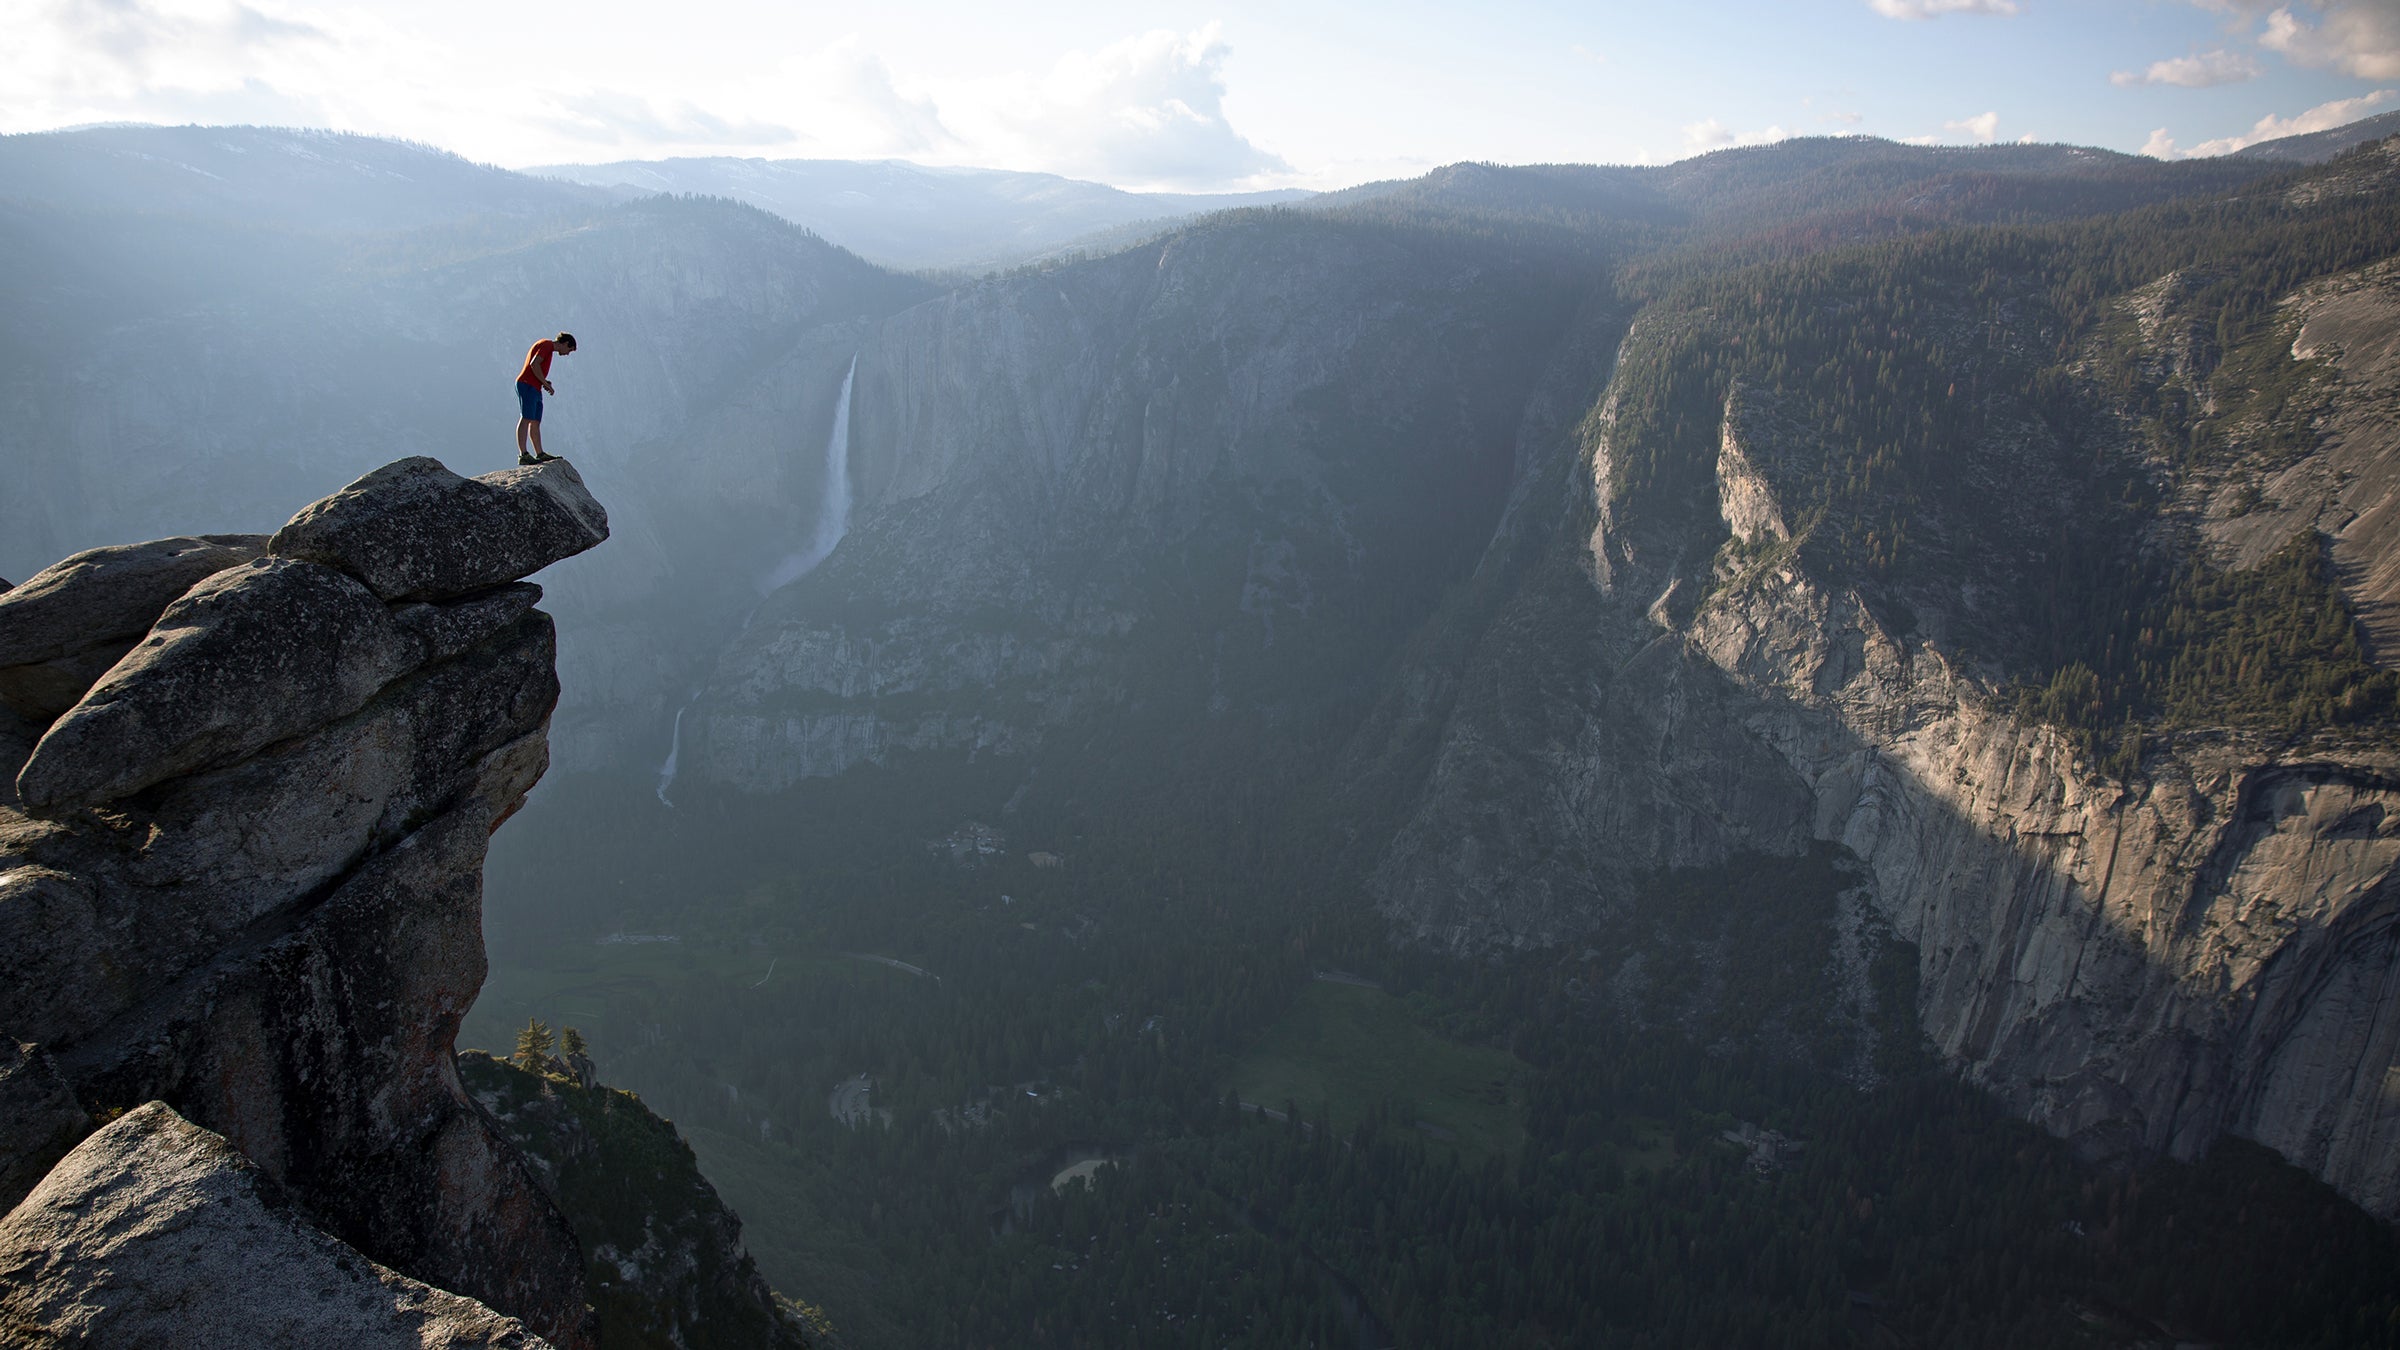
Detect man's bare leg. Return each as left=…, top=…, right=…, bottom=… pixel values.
left=528, top=420, right=547, bottom=459
left=516, top=417, right=533, bottom=457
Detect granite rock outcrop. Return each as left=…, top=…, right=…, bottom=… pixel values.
left=0, top=534, right=265, bottom=722
left=270, top=457, right=610, bottom=603
left=0, top=458, right=608, bottom=1345
left=459, top=1051, right=812, bottom=1350
left=0, top=1102, right=552, bottom=1349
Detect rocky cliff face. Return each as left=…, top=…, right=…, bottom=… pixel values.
left=1367, top=258, right=2400, bottom=1217
left=1676, top=252, right=2400, bottom=1217
left=2207, top=253, right=2400, bottom=657
left=1690, top=558, right=2400, bottom=1215
left=0, top=457, right=609, bottom=1344
left=676, top=215, right=1593, bottom=789
left=458, top=1051, right=815, bottom=1350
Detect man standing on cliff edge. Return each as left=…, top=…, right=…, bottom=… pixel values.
left=514, top=331, right=577, bottom=465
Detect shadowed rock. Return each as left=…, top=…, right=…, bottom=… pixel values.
left=0, top=1102, right=552, bottom=1349
left=58, top=792, right=590, bottom=1346
left=0, top=1041, right=89, bottom=1214
left=0, top=457, right=604, bottom=1345
left=270, top=457, right=608, bottom=602
left=14, top=558, right=421, bottom=812
left=0, top=534, right=265, bottom=721
left=394, top=583, right=546, bottom=664
left=0, top=869, right=120, bottom=1050
left=4, top=603, right=595, bottom=1345
left=0, top=605, right=556, bottom=1052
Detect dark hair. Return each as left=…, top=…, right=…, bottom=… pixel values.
left=555, top=332, right=577, bottom=350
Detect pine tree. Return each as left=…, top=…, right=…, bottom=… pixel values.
left=514, top=1017, right=555, bottom=1072
left=559, top=1025, right=588, bottom=1058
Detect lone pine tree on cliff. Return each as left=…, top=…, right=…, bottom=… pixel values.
left=513, top=331, right=576, bottom=466
left=514, top=1016, right=556, bottom=1071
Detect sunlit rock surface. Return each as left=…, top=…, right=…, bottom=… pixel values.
left=0, top=1103, right=552, bottom=1349
left=269, top=456, right=608, bottom=603
left=0, top=533, right=264, bottom=722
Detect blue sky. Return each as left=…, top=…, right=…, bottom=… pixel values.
left=3, top=0, right=2394, bottom=189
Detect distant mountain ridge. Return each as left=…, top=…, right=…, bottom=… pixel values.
left=2235, top=108, right=2400, bottom=163
left=0, top=123, right=612, bottom=231
left=529, top=156, right=1312, bottom=271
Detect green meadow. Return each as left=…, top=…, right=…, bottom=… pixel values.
left=1228, top=979, right=1527, bottom=1163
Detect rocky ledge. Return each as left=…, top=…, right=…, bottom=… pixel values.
left=0, top=458, right=606, bottom=1346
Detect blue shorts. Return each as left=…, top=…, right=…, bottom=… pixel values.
left=515, top=381, right=543, bottom=423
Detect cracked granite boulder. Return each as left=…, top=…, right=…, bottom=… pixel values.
left=0, top=1102, right=553, bottom=1349
left=0, top=533, right=265, bottom=722
left=269, top=456, right=608, bottom=602
left=0, top=457, right=610, bottom=1348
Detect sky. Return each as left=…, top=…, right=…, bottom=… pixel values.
left=3, top=0, right=2397, bottom=191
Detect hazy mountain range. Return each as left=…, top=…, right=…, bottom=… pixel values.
left=531, top=155, right=1313, bottom=271
left=9, top=111, right=2400, bottom=1345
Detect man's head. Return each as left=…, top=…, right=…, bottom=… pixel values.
left=555, top=332, right=578, bottom=354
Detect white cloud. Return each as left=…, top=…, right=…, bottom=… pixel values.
left=939, top=23, right=1289, bottom=189
left=1945, top=110, right=2002, bottom=141
left=47, top=0, right=324, bottom=71
left=2110, top=48, right=2263, bottom=86
left=2142, top=87, right=2398, bottom=155
left=539, top=92, right=798, bottom=150
left=774, top=38, right=959, bottom=157
left=1868, top=0, right=2022, bottom=17
left=1683, top=118, right=1792, bottom=152
left=0, top=5, right=1289, bottom=189
left=1823, top=109, right=1867, bottom=125
left=1, top=0, right=330, bottom=121
left=2259, top=1, right=2400, bottom=79
left=2184, top=1, right=2400, bottom=79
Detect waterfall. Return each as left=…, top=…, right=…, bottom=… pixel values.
left=756, top=353, right=858, bottom=596
left=654, top=703, right=687, bottom=806
left=656, top=354, right=859, bottom=808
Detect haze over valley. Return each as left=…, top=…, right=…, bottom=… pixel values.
left=10, top=4, right=2400, bottom=1345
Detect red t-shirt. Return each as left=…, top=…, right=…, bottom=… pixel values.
left=517, top=339, right=557, bottom=387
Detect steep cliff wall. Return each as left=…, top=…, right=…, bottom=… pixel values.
left=677, top=215, right=1595, bottom=790
left=1680, top=255, right=2400, bottom=1216
left=1365, top=261, right=2400, bottom=1217
left=0, top=458, right=609, bottom=1344
left=1692, top=560, right=2400, bottom=1215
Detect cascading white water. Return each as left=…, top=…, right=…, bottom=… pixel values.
left=656, top=354, right=858, bottom=807
left=654, top=703, right=688, bottom=806
left=756, top=354, right=857, bottom=596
